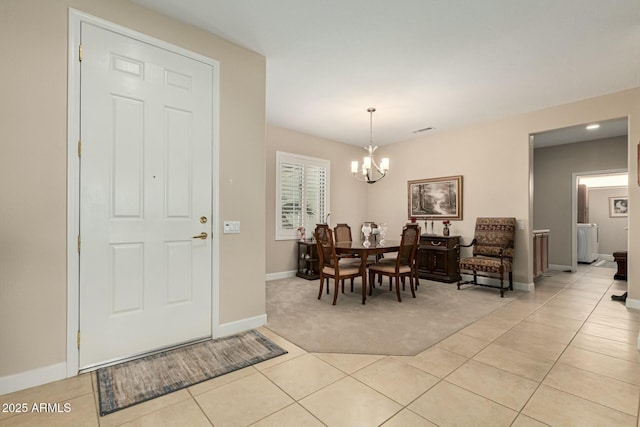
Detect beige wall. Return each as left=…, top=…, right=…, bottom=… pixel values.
left=367, top=120, right=532, bottom=285
left=368, top=90, right=640, bottom=291
left=265, top=125, right=368, bottom=275
left=266, top=88, right=640, bottom=302
left=588, top=187, right=629, bottom=256
left=0, top=0, right=266, bottom=378
left=533, top=137, right=627, bottom=266
left=3, top=0, right=640, bottom=386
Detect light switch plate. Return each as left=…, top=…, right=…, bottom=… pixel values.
left=517, top=220, right=525, bottom=230
left=223, top=221, right=241, bottom=234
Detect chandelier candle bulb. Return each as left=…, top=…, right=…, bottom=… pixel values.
left=351, top=161, right=359, bottom=173
left=363, top=156, right=372, bottom=170
left=380, top=158, right=389, bottom=172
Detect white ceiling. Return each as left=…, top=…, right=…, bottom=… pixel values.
left=532, top=117, right=628, bottom=148
left=132, top=0, right=640, bottom=146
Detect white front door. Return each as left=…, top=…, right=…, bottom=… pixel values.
left=79, top=22, right=214, bottom=369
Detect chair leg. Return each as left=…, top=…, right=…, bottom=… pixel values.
left=318, top=273, right=324, bottom=299
left=368, top=270, right=375, bottom=296
left=509, top=272, right=513, bottom=290
left=341, top=279, right=345, bottom=294
left=395, top=275, right=402, bottom=302
left=332, top=278, right=339, bottom=305
left=326, top=277, right=329, bottom=294
left=409, top=274, right=416, bottom=298
left=351, top=277, right=354, bottom=292
left=499, top=271, right=505, bottom=298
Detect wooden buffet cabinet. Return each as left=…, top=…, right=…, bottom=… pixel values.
left=416, top=235, right=460, bottom=283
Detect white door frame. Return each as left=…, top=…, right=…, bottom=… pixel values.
left=571, top=168, right=628, bottom=272
left=66, top=9, right=221, bottom=377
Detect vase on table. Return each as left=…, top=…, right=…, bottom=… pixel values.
left=443, top=225, right=450, bottom=236
left=361, top=223, right=372, bottom=248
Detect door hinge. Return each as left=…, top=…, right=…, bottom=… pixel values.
left=79, top=44, right=82, bottom=62
left=77, top=235, right=81, bottom=253
left=77, top=331, right=80, bottom=349
left=77, top=140, right=81, bottom=157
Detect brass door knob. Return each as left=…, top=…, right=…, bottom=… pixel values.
left=192, top=232, right=208, bottom=240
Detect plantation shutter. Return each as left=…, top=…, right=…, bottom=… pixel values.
left=276, top=152, right=330, bottom=240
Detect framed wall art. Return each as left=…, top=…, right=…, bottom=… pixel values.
left=408, top=175, right=463, bottom=220
left=609, top=196, right=628, bottom=217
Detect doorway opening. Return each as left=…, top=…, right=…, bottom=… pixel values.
left=531, top=117, right=628, bottom=275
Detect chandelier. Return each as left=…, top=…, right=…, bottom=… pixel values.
left=351, top=108, right=389, bottom=184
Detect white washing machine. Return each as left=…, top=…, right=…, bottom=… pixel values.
left=577, top=223, right=599, bottom=263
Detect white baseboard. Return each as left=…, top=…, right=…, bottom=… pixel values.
left=214, top=314, right=267, bottom=338
left=459, top=274, right=533, bottom=292
left=0, top=362, right=68, bottom=396
left=514, top=282, right=535, bottom=292
left=266, top=270, right=297, bottom=281
left=549, top=264, right=572, bottom=271
left=626, top=297, right=640, bottom=310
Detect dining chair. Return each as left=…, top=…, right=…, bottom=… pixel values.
left=332, top=223, right=362, bottom=292
left=314, top=226, right=366, bottom=305
left=333, top=223, right=354, bottom=244
left=375, top=223, right=421, bottom=291
left=367, top=224, right=420, bottom=302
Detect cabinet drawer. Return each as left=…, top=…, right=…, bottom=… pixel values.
left=420, top=235, right=459, bottom=249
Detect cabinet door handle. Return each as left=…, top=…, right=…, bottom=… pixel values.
left=430, top=241, right=442, bottom=246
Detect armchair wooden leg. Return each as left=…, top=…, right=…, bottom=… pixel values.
left=332, top=278, right=339, bottom=305
left=395, top=276, right=402, bottom=302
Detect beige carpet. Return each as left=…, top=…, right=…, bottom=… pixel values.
left=266, top=277, right=514, bottom=356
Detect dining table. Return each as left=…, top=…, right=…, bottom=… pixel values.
left=334, top=240, right=403, bottom=304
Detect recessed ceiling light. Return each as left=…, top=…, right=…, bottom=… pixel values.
left=586, top=124, right=600, bottom=130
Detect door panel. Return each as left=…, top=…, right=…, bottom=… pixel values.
left=79, top=23, right=213, bottom=369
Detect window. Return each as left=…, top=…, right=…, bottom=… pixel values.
left=276, top=151, right=330, bottom=240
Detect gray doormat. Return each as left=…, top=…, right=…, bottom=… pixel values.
left=97, top=330, right=287, bottom=416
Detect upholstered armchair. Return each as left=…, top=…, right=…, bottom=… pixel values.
left=457, top=217, right=516, bottom=297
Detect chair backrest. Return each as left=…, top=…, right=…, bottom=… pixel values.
left=472, top=217, right=516, bottom=259
left=397, top=224, right=421, bottom=266
left=333, top=223, right=353, bottom=243
left=314, top=224, right=336, bottom=268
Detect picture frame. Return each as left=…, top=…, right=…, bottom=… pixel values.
left=408, top=175, right=463, bottom=220
left=609, top=196, right=628, bottom=218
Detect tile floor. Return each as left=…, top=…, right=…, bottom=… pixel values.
left=1, top=265, right=639, bottom=426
